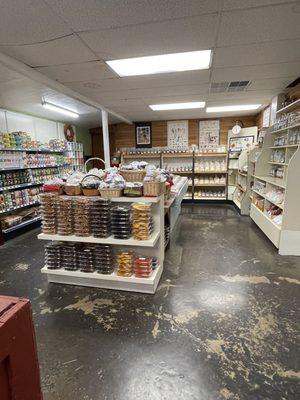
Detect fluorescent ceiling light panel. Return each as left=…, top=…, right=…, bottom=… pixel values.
left=106, top=50, right=212, bottom=77
left=206, top=104, right=261, bottom=113
left=149, top=102, right=205, bottom=111
left=42, top=102, right=79, bottom=118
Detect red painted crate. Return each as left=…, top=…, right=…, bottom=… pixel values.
left=0, top=296, right=43, bottom=400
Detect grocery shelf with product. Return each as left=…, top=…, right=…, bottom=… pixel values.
left=39, top=193, right=165, bottom=294
left=250, top=106, right=300, bottom=255
left=0, top=130, right=81, bottom=241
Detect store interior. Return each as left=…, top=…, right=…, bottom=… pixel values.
left=0, top=1, right=300, bottom=400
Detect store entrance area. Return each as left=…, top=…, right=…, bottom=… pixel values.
left=0, top=203, right=298, bottom=400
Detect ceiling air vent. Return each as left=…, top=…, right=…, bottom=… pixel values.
left=210, top=81, right=251, bottom=93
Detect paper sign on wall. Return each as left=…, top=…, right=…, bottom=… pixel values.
left=199, top=120, right=220, bottom=147
left=167, top=120, right=189, bottom=149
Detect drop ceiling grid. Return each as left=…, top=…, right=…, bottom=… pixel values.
left=0, top=0, right=298, bottom=124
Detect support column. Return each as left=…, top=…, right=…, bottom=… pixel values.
left=101, top=110, right=110, bottom=168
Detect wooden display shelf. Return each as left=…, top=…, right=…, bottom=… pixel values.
left=194, top=170, right=227, bottom=174
left=252, top=189, right=284, bottom=210
left=162, top=153, right=193, bottom=158
left=194, top=183, right=226, bottom=187
left=41, top=264, right=163, bottom=294
left=194, top=196, right=226, bottom=200
left=194, top=153, right=227, bottom=157
left=270, top=122, right=300, bottom=134
left=123, top=154, right=160, bottom=159
left=268, top=162, right=288, bottom=166
left=171, top=170, right=193, bottom=174
left=253, top=175, right=286, bottom=189
left=250, top=203, right=281, bottom=248
left=276, top=98, right=300, bottom=114
left=269, top=144, right=299, bottom=149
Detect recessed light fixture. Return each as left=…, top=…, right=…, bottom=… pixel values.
left=106, top=50, right=212, bottom=77
left=206, top=104, right=261, bottom=113
left=42, top=102, right=79, bottom=118
left=149, top=102, right=206, bottom=111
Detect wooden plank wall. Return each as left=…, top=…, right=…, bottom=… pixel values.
left=90, top=115, right=257, bottom=155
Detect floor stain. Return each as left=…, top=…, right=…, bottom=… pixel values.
left=14, top=262, right=29, bottom=271
left=278, top=276, right=300, bottom=285
left=220, top=274, right=270, bottom=284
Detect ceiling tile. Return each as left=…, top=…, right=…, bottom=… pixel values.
left=207, top=89, right=279, bottom=102
left=0, top=35, right=97, bottom=67
left=36, top=61, right=115, bottom=83
left=214, top=39, right=300, bottom=67
left=223, top=0, right=296, bottom=10
left=66, top=70, right=210, bottom=93
left=47, top=0, right=221, bottom=31
left=248, top=77, right=295, bottom=90
left=79, top=14, right=218, bottom=59
left=218, top=4, right=300, bottom=46
left=212, top=62, right=300, bottom=81
left=0, top=0, right=71, bottom=45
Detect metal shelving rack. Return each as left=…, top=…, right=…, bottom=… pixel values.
left=0, top=147, right=68, bottom=242
left=39, top=195, right=165, bottom=294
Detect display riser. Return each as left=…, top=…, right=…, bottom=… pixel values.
left=38, top=195, right=165, bottom=293
left=41, top=265, right=163, bottom=294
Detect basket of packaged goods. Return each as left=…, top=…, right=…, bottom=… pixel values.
left=81, top=174, right=102, bottom=196
left=119, top=169, right=146, bottom=182
left=99, top=168, right=125, bottom=198
left=119, top=161, right=147, bottom=182
left=143, top=165, right=173, bottom=197
left=63, top=171, right=85, bottom=196
left=143, top=181, right=165, bottom=197
left=124, top=182, right=143, bottom=197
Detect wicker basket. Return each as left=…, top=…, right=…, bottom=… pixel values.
left=99, top=188, right=123, bottom=199
left=81, top=174, right=101, bottom=197
left=64, top=184, right=82, bottom=196
left=119, top=169, right=146, bottom=182
left=143, top=181, right=165, bottom=197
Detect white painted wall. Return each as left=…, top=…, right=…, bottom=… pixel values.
left=0, top=108, right=76, bottom=143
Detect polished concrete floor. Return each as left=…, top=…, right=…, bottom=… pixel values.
left=0, top=204, right=299, bottom=400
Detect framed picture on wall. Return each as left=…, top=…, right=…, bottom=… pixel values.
left=135, top=122, right=152, bottom=148
left=229, top=135, right=254, bottom=152
left=199, top=120, right=220, bottom=147
left=167, top=120, right=189, bottom=149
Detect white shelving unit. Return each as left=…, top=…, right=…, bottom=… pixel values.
left=161, top=152, right=193, bottom=200
left=39, top=195, right=165, bottom=294
left=233, top=147, right=262, bottom=215
left=250, top=122, right=300, bottom=255
left=227, top=126, right=258, bottom=201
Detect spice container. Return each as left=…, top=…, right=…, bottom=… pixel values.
left=74, top=197, right=91, bottom=237
left=90, top=198, right=112, bottom=238
left=61, top=243, right=77, bottom=270
left=77, top=246, right=95, bottom=273
left=132, top=203, right=153, bottom=240
left=94, top=244, right=114, bottom=274
left=45, top=242, right=61, bottom=269
left=111, top=206, right=132, bottom=239
left=117, top=250, right=134, bottom=277
left=40, top=192, right=58, bottom=234
left=57, top=196, right=73, bottom=235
